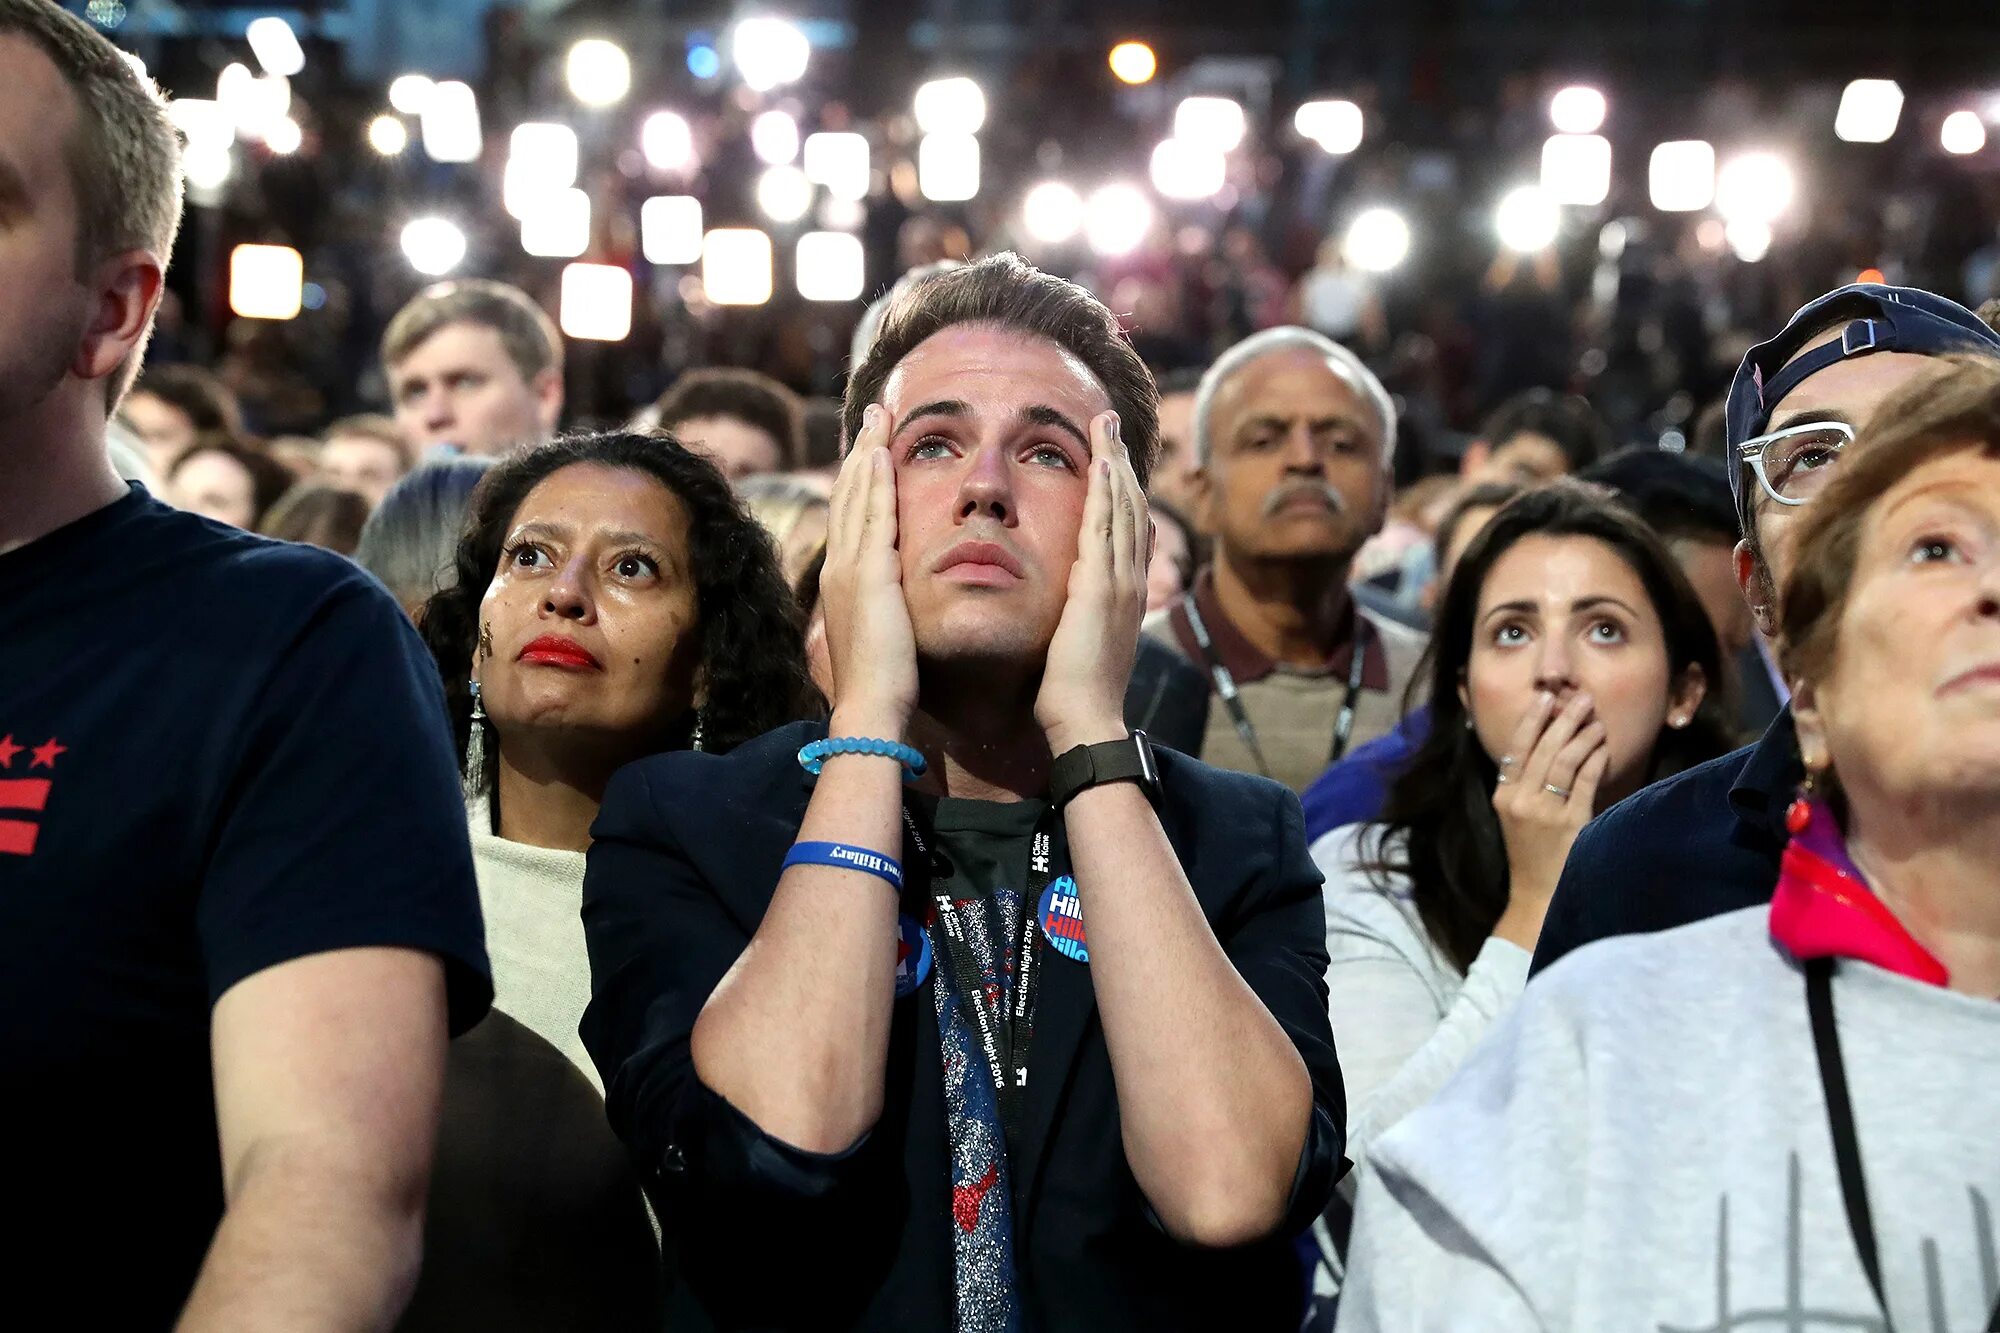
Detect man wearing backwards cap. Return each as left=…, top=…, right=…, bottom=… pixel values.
left=1530, top=284, right=2000, bottom=975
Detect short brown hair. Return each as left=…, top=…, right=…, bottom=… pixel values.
left=841, top=253, right=1161, bottom=490
left=131, top=363, right=240, bottom=434
left=324, top=413, right=415, bottom=470
left=0, top=0, right=184, bottom=401
left=654, top=368, right=805, bottom=471
left=381, top=279, right=563, bottom=383
left=1780, top=353, right=2000, bottom=691
left=259, top=483, right=371, bottom=556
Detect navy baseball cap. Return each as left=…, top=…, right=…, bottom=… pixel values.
left=1724, top=283, right=2000, bottom=515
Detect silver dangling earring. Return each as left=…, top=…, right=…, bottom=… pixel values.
left=466, top=679, right=489, bottom=795
left=690, top=710, right=706, bottom=753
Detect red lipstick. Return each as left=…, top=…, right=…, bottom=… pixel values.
left=518, top=634, right=602, bottom=670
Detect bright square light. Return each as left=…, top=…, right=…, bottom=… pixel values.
left=1648, top=140, right=1715, bottom=212
left=642, top=196, right=703, bottom=265
left=914, top=77, right=986, bottom=135
left=1150, top=138, right=1225, bottom=200
left=796, top=231, right=865, bottom=301
left=246, top=17, right=305, bottom=78
left=803, top=131, right=870, bottom=201
left=1295, top=99, right=1363, bottom=154
left=520, top=188, right=591, bottom=258
left=1835, top=79, right=1903, bottom=144
left=1943, top=110, right=1987, bottom=156
left=228, top=244, right=303, bottom=320
left=560, top=263, right=632, bottom=341
left=751, top=110, right=800, bottom=165
left=642, top=111, right=694, bottom=170
left=510, top=123, right=578, bottom=188
left=1716, top=151, right=1794, bottom=224
left=1548, top=86, right=1606, bottom=134
left=1540, top=133, right=1611, bottom=206
left=703, top=228, right=774, bottom=305
left=1174, top=97, right=1246, bottom=152
left=421, top=80, right=481, bottom=163
left=919, top=133, right=979, bottom=202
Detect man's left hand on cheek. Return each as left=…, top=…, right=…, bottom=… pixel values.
left=1037, top=411, right=1149, bottom=754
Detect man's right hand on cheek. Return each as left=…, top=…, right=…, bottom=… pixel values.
left=821, top=404, right=920, bottom=736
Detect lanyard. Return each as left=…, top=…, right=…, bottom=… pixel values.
left=902, top=803, right=1062, bottom=1144
left=1180, top=592, right=1370, bottom=779
left=1805, top=958, right=2000, bottom=1331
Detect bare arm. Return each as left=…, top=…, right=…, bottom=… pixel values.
left=1039, top=413, right=1310, bottom=1247
left=178, top=947, right=448, bottom=1332
left=689, top=407, right=914, bottom=1155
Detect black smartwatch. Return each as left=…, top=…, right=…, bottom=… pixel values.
left=1049, top=729, right=1163, bottom=811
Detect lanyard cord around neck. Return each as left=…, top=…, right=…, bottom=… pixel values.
left=1180, top=592, right=1369, bottom=779
left=1805, top=957, right=2000, bottom=1331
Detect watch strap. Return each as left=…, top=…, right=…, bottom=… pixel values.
left=1050, top=731, right=1160, bottom=810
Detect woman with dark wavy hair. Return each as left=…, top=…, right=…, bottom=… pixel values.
left=403, top=430, right=815, bottom=1331
left=1310, top=480, right=1734, bottom=1176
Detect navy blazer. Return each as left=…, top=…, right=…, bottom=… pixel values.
left=580, top=721, right=1345, bottom=1331
left=1531, top=710, right=1801, bottom=976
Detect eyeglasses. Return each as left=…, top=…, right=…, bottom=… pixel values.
left=1737, top=420, right=1854, bottom=508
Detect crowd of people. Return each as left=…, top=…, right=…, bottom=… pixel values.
left=7, top=1, right=2000, bottom=1329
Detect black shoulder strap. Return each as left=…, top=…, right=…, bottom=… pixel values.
left=1806, top=957, right=1887, bottom=1313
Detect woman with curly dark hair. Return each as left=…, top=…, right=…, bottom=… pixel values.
left=403, top=430, right=815, bottom=1331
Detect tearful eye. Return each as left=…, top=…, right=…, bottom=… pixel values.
left=1910, top=537, right=1961, bottom=565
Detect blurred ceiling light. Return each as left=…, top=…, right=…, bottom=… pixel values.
left=387, top=74, right=434, bottom=116
left=1496, top=185, right=1560, bottom=252
left=367, top=114, right=408, bottom=156
left=1540, top=133, right=1611, bottom=206
left=757, top=165, right=814, bottom=223
left=1942, top=110, right=1987, bottom=155
left=1342, top=206, right=1410, bottom=272
left=703, top=228, right=774, bottom=305
left=1023, top=180, right=1085, bottom=244
left=1295, top=99, right=1363, bottom=154
left=229, top=244, right=303, bottom=319
left=1648, top=139, right=1715, bottom=211
left=218, top=63, right=289, bottom=139
left=751, top=110, right=800, bottom=165
left=420, top=80, right=481, bottom=162
left=918, top=133, right=980, bottom=202
left=1725, top=218, right=1772, bottom=263
left=520, top=188, right=591, bottom=258
left=1150, top=138, right=1225, bottom=200
left=1715, top=150, right=1794, bottom=223
left=510, top=123, right=579, bottom=187
left=641, top=195, right=704, bottom=264
left=170, top=97, right=234, bottom=150
left=262, top=115, right=303, bottom=155
left=1548, top=85, right=1606, bottom=134
left=803, top=131, right=870, bottom=201
left=1084, top=182, right=1153, bottom=257
left=914, top=77, right=987, bottom=135
left=1173, top=96, right=1245, bottom=152
left=818, top=196, right=867, bottom=230
left=560, top=263, right=632, bottom=341
left=245, top=16, right=305, bottom=78
left=797, top=230, right=865, bottom=301
left=732, top=17, right=810, bottom=93
left=1108, top=41, right=1157, bottom=85
left=402, top=216, right=468, bottom=276
left=567, top=39, right=631, bottom=108
left=181, top=141, right=234, bottom=193
left=642, top=111, right=695, bottom=171
left=1835, top=79, right=1903, bottom=143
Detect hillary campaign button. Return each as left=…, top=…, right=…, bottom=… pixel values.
left=1038, top=877, right=1088, bottom=963
left=895, top=914, right=933, bottom=996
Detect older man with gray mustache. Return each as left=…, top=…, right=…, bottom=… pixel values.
left=1140, top=328, right=1428, bottom=793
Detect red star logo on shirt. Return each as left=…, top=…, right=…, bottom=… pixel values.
left=29, top=739, right=65, bottom=769
left=0, top=736, right=20, bottom=769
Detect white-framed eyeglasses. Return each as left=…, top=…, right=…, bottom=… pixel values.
left=1737, top=420, right=1854, bottom=508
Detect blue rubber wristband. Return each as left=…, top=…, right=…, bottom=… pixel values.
left=798, top=736, right=927, bottom=779
left=784, top=841, right=904, bottom=892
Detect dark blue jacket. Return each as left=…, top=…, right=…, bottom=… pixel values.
left=1530, top=711, right=1801, bottom=976
left=579, top=721, right=1346, bottom=1331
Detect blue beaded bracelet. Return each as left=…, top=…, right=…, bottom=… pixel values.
left=784, top=841, right=904, bottom=892
left=798, top=736, right=927, bottom=779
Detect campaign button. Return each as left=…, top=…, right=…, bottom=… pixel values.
left=895, top=914, right=933, bottom=996
left=1037, top=876, right=1088, bottom=963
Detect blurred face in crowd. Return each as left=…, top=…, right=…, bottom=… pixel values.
left=475, top=463, right=702, bottom=762
left=1146, top=508, right=1191, bottom=614
left=1794, top=446, right=2000, bottom=822
left=1469, top=430, right=1570, bottom=486
left=1195, top=349, right=1386, bottom=568
left=676, top=414, right=786, bottom=482
left=1740, top=333, right=1938, bottom=631
left=319, top=432, right=407, bottom=508
left=0, top=37, right=91, bottom=429
left=1150, top=388, right=1201, bottom=517
left=389, top=321, right=561, bottom=457
left=122, top=390, right=198, bottom=476
left=1462, top=534, right=1706, bottom=807
left=878, top=324, right=1109, bottom=669
left=169, top=448, right=258, bottom=529
left=1672, top=535, right=1756, bottom=661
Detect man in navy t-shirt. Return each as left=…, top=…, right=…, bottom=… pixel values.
left=0, top=5, right=490, bottom=1326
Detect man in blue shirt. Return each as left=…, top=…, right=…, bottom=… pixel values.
left=1531, top=284, right=2000, bottom=974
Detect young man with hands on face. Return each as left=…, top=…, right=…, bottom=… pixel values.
left=581, top=255, right=1345, bottom=1332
